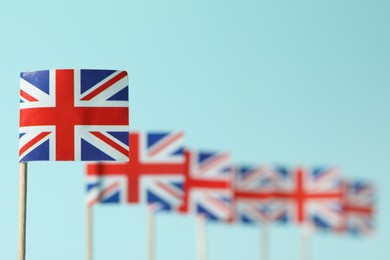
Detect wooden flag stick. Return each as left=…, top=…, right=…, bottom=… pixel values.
left=300, top=223, right=313, bottom=260
left=260, top=224, right=269, bottom=260
left=196, top=215, right=207, bottom=260
left=147, top=206, right=156, bottom=260
left=86, top=206, right=93, bottom=260
left=18, top=162, right=28, bottom=260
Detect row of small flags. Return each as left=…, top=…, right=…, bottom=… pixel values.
left=18, top=69, right=375, bottom=260
left=85, top=131, right=375, bottom=236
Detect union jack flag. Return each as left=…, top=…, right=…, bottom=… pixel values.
left=234, top=165, right=289, bottom=224
left=86, top=131, right=185, bottom=211
left=19, top=69, right=129, bottom=161
left=275, top=166, right=343, bottom=230
left=179, top=149, right=234, bottom=221
left=341, top=180, right=375, bottom=236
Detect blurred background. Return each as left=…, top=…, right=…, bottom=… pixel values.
left=0, top=0, right=389, bottom=259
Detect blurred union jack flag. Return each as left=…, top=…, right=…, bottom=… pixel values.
left=86, top=131, right=185, bottom=212
left=234, top=165, right=289, bottom=224
left=341, top=180, right=375, bottom=236
left=179, top=149, right=234, bottom=221
left=274, top=166, right=343, bottom=230
left=19, top=69, right=129, bottom=161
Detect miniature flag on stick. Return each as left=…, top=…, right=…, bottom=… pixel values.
left=274, top=166, right=343, bottom=260
left=234, top=165, right=289, bottom=260
left=234, top=165, right=288, bottom=224
left=86, top=131, right=185, bottom=260
left=19, top=69, right=129, bottom=260
left=20, top=69, right=129, bottom=161
left=274, top=166, right=343, bottom=229
left=86, top=131, right=185, bottom=207
left=341, top=180, right=375, bottom=236
left=179, top=149, right=234, bottom=260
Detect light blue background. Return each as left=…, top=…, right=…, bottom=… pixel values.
left=0, top=0, right=389, bottom=259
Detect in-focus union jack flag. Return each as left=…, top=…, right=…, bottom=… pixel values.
left=19, top=69, right=129, bottom=162
left=341, top=180, right=375, bottom=236
left=86, top=131, right=185, bottom=212
left=234, top=165, right=289, bottom=224
left=275, top=166, right=343, bottom=230
left=179, top=149, right=234, bottom=221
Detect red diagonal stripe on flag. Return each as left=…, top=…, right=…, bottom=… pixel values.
left=199, top=153, right=229, bottom=174
left=88, top=182, right=120, bottom=208
left=19, top=132, right=51, bottom=156
left=90, top=131, right=128, bottom=157
left=205, top=194, right=230, bottom=214
left=155, top=181, right=182, bottom=200
left=148, top=132, right=184, bottom=157
left=20, top=90, right=38, bottom=102
left=81, top=71, right=127, bottom=101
